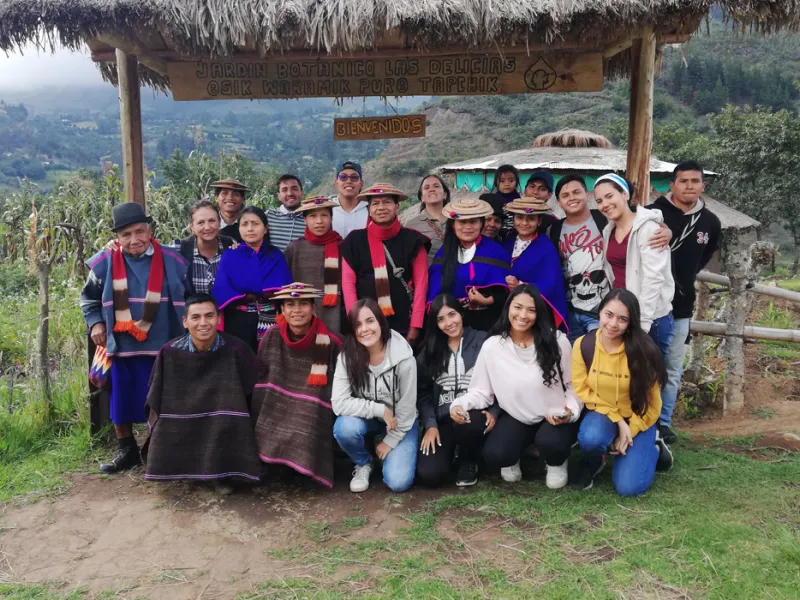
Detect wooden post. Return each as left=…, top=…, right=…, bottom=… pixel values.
left=116, top=49, right=146, bottom=207
left=626, top=26, right=656, bottom=206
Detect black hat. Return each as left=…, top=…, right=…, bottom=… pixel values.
left=111, top=202, right=153, bottom=232
left=479, top=193, right=506, bottom=218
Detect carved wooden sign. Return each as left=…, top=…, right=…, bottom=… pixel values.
left=333, top=114, right=426, bottom=140
left=167, top=53, right=602, bottom=101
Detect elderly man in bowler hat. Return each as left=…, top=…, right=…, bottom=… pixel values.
left=212, top=179, right=249, bottom=242
left=80, top=203, right=188, bottom=473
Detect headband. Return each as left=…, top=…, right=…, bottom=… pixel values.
left=594, top=173, right=630, bottom=194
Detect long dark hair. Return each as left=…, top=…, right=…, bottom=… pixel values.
left=341, top=298, right=391, bottom=395
left=597, top=289, right=666, bottom=416
left=492, top=164, right=520, bottom=193
left=416, top=174, right=451, bottom=211
left=439, top=218, right=485, bottom=293
left=488, top=284, right=562, bottom=388
left=422, top=293, right=465, bottom=379
left=239, top=206, right=272, bottom=248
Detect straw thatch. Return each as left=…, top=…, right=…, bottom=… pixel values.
left=0, top=1, right=797, bottom=90
left=534, top=129, right=613, bottom=149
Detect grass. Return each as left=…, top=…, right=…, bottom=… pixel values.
left=247, top=444, right=800, bottom=600
left=754, top=300, right=800, bottom=364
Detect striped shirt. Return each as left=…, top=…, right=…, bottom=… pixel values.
left=266, top=206, right=305, bottom=252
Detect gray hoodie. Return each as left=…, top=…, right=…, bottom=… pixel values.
left=331, top=330, right=418, bottom=448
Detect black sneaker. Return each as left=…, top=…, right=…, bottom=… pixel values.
left=569, top=455, right=605, bottom=490
left=658, top=424, right=678, bottom=445
left=99, top=439, right=141, bottom=474
left=455, top=462, right=478, bottom=487
left=655, top=431, right=674, bottom=473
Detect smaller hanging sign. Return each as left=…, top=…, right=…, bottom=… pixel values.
left=333, top=114, right=426, bottom=141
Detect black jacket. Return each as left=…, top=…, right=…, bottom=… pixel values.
left=416, top=327, right=500, bottom=429
left=649, top=196, right=721, bottom=319
left=220, top=221, right=242, bottom=243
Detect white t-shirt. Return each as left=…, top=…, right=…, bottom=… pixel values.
left=330, top=195, right=369, bottom=238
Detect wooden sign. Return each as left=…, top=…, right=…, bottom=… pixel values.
left=333, top=114, right=426, bottom=140
left=167, top=53, right=603, bottom=101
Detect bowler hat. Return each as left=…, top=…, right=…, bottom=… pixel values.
left=111, top=203, right=153, bottom=232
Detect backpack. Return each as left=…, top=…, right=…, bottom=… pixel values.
left=579, top=332, right=597, bottom=370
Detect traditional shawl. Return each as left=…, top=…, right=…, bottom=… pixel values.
left=428, top=236, right=511, bottom=302
left=212, top=242, right=292, bottom=310
left=503, top=234, right=570, bottom=331
left=112, top=238, right=164, bottom=342
left=143, top=332, right=262, bottom=482
left=304, top=229, right=342, bottom=306
left=284, top=241, right=342, bottom=335
left=252, top=325, right=342, bottom=487
left=279, top=317, right=333, bottom=386
left=367, top=219, right=402, bottom=317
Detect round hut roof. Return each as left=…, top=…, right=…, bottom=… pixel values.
left=533, top=129, right=613, bottom=149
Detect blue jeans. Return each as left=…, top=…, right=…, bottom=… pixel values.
left=333, top=416, right=419, bottom=493
left=568, top=311, right=600, bottom=344
left=648, top=312, right=674, bottom=357
left=577, top=410, right=658, bottom=497
left=660, top=317, right=691, bottom=427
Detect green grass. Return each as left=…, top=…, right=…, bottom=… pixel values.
left=247, top=445, right=800, bottom=600
left=776, top=276, right=800, bottom=292
left=0, top=585, right=86, bottom=599
left=754, top=300, right=800, bottom=364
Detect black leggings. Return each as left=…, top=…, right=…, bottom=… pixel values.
left=416, top=409, right=488, bottom=488
left=483, top=410, right=578, bottom=469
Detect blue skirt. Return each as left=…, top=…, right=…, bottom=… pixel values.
left=110, top=356, right=156, bottom=425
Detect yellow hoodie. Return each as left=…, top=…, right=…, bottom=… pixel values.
left=572, top=330, right=662, bottom=438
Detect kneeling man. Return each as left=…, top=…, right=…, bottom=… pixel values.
left=252, top=283, right=342, bottom=487
left=143, top=293, right=262, bottom=494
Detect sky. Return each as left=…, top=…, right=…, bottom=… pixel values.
left=0, top=43, right=104, bottom=88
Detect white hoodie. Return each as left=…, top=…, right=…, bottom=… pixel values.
left=331, top=330, right=418, bottom=448
left=602, top=206, right=675, bottom=332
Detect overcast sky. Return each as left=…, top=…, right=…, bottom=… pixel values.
left=1, top=43, right=103, bottom=88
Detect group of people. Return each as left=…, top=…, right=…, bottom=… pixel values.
left=80, top=158, right=720, bottom=497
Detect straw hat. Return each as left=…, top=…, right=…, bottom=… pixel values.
left=504, top=196, right=551, bottom=215
left=271, top=282, right=324, bottom=301
left=295, top=195, right=337, bottom=213
left=357, top=182, right=408, bottom=202
left=444, top=197, right=495, bottom=220
left=211, top=178, right=249, bottom=193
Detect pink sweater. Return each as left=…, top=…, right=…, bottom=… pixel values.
left=342, top=247, right=429, bottom=329
left=453, top=332, right=583, bottom=424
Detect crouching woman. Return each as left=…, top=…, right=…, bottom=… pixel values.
left=332, top=299, right=419, bottom=493
left=570, top=289, right=672, bottom=496
left=450, top=285, right=583, bottom=489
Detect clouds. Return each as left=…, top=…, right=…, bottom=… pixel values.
left=0, top=43, right=103, bottom=88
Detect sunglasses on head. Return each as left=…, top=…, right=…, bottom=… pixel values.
left=337, top=173, right=361, bottom=182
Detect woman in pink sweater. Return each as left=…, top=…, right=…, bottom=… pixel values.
left=450, top=284, right=583, bottom=489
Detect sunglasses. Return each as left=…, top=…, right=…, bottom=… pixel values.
left=569, top=270, right=606, bottom=286
left=337, top=173, right=361, bottom=182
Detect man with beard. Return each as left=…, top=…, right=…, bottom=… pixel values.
left=267, top=174, right=306, bottom=251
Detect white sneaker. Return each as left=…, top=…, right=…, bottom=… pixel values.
left=546, top=460, right=569, bottom=489
left=501, top=460, right=522, bottom=483
left=350, top=462, right=373, bottom=493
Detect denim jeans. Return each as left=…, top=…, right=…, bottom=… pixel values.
left=648, top=312, right=675, bottom=357
left=333, top=416, right=419, bottom=492
left=577, top=410, right=658, bottom=497
left=567, top=311, right=600, bottom=344
left=660, top=317, right=691, bottom=427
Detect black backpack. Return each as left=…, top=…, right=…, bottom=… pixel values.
left=579, top=332, right=597, bottom=370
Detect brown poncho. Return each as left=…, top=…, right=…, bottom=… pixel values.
left=253, top=320, right=341, bottom=487
left=284, top=239, right=342, bottom=335
left=144, top=332, right=262, bottom=482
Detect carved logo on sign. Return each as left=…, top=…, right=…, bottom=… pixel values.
left=524, top=58, right=559, bottom=91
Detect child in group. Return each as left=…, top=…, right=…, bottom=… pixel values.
left=571, top=288, right=673, bottom=496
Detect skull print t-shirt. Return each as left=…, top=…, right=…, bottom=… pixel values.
left=558, top=216, right=611, bottom=315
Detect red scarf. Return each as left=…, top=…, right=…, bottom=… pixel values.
left=279, top=316, right=332, bottom=386
left=304, top=229, right=342, bottom=307
left=367, top=219, right=401, bottom=317
left=111, top=237, right=164, bottom=342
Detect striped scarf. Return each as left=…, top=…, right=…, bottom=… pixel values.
left=304, top=229, right=342, bottom=307
left=111, top=238, right=164, bottom=342
left=279, top=316, right=332, bottom=386
left=367, top=219, right=401, bottom=317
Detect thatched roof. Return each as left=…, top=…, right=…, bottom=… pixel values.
left=534, top=129, right=613, bottom=149
left=0, top=1, right=797, bottom=91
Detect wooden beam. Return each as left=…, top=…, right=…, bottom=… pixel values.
left=96, top=34, right=169, bottom=76
left=602, top=37, right=633, bottom=59
left=697, top=270, right=800, bottom=305
left=690, top=320, right=800, bottom=343
left=626, top=25, right=656, bottom=206
left=116, top=49, right=146, bottom=208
